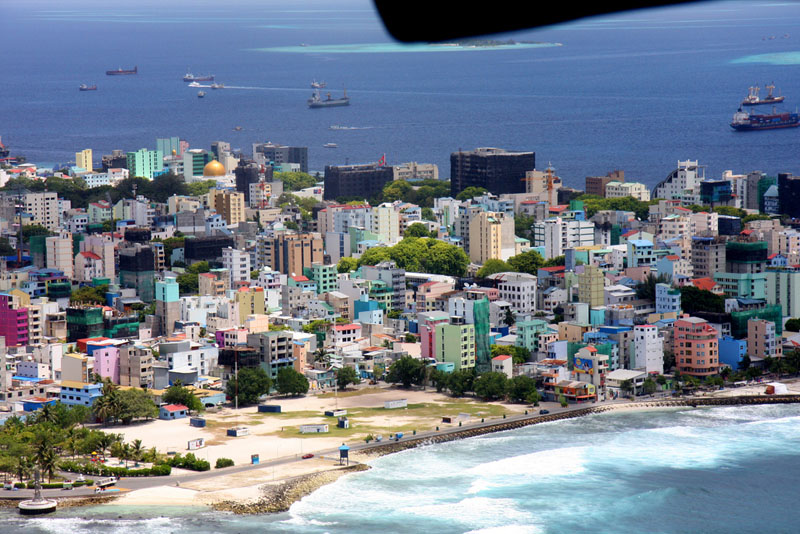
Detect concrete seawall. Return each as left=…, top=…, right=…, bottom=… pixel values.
left=358, top=395, right=800, bottom=457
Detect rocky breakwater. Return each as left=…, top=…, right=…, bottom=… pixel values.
left=211, top=464, right=370, bottom=515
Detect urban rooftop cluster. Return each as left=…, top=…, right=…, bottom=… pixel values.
left=1, top=137, right=799, bottom=442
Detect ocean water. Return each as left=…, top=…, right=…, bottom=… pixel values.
left=5, top=404, right=800, bottom=533
left=2, top=0, right=800, bottom=188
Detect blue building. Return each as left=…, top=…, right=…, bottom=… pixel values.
left=655, top=283, right=681, bottom=314
left=718, top=336, right=747, bottom=370
left=160, top=404, right=189, bottom=420
left=59, top=381, right=103, bottom=408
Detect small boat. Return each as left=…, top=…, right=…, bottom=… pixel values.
left=188, top=81, right=201, bottom=88
left=324, top=143, right=338, bottom=148
left=197, top=91, right=206, bottom=98
left=211, top=83, right=225, bottom=90
left=79, top=84, right=97, bottom=91
left=233, top=126, right=243, bottom=131
left=311, top=79, right=327, bottom=89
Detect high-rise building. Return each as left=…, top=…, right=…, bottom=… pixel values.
left=126, top=148, right=164, bottom=179
left=261, top=232, right=324, bottom=276
left=691, top=236, right=727, bottom=279
left=119, top=342, right=154, bottom=388
left=468, top=211, right=517, bottom=264
left=252, top=142, right=308, bottom=173
left=435, top=316, right=476, bottom=371
left=633, top=325, right=664, bottom=375
left=652, top=160, right=703, bottom=201
left=532, top=217, right=595, bottom=259
left=725, top=241, right=767, bottom=274
left=223, top=247, right=251, bottom=287
left=747, top=318, right=781, bottom=363
left=674, top=317, right=719, bottom=377
left=234, top=160, right=263, bottom=204
left=362, top=261, right=406, bottom=312
left=577, top=265, right=605, bottom=308
left=75, top=149, right=93, bottom=171
left=323, top=162, right=394, bottom=200
left=778, top=172, right=800, bottom=218
left=208, top=189, right=245, bottom=226
left=450, top=147, right=535, bottom=197
left=118, top=243, right=156, bottom=302
left=156, top=137, right=182, bottom=157
left=182, top=149, right=213, bottom=180
left=24, top=192, right=60, bottom=231
left=154, top=275, right=180, bottom=337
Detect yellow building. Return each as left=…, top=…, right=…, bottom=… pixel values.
left=234, top=287, right=266, bottom=325
left=468, top=211, right=516, bottom=264
left=208, top=189, right=245, bottom=226
left=76, top=149, right=93, bottom=171
left=577, top=265, right=605, bottom=308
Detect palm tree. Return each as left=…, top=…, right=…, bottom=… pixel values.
left=130, top=439, right=144, bottom=466
left=34, top=445, right=58, bottom=483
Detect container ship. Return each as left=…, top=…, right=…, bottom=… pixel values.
left=308, top=89, right=349, bottom=108
left=730, top=107, right=800, bottom=131
left=106, top=66, right=137, bottom=75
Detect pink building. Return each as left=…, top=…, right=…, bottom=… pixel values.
left=0, top=293, right=28, bottom=347
left=93, top=346, right=120, bottom=384
left=419, top=312, right=451, bottom=359
left=215, top=327, right=248, bottom=347
left=675, top=317, right=719, bottom=377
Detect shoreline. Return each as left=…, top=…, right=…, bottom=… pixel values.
left=38, top=393, right=798, bottom=515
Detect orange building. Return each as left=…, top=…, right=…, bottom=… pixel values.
left=675, top=317, right=719, bottom=377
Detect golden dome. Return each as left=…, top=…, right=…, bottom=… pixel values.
left=203, top=159, right=226, bottom=177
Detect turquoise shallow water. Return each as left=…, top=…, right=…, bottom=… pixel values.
left=5, top=404, right=800, bottom=534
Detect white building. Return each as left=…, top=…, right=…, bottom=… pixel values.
left=532, top=217, right=594, bottom=259
left=25, top=192, right=60, bottom=232
left=222, top=247, right=251, bottom=288
left=605, top=181, right=651, bottom=201
left=488, top=272, right=538, bottom=315
left=633, top=324, right=664, bottom=375
left=653, top=160, right=703, bottom=202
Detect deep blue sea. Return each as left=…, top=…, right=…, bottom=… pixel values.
left=2, top=0, right=800, bottom=188
left=4, top=404, right=800, bottom=533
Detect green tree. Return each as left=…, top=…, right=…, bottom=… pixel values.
left=163, top=382, right=204, bottom=413
left=476, top=259, right=512, bottom=278
left=386, top=356, right=425, bottom=388
left=785, top=318, right=800, bottom=332
left=337, top=257, right=358, bottom=273
left=276, top=171, right=318, bottom=192
left=70, top=284, right=109, bottom=305
left=275, top=367, right=309, bottom=396
left=455, top=186, right=488, bottom=201
left=336, top=367, right=361, bottom=390
left=446, top=369, right=476, bottom=397
left=679, top=286, right=725, bottom=314
left=421, top=207, right=436, bottom=221
left=116, top=388, right=158, bottom=424
left=22, top=224, right=53, bottom=243
left=473, top=372, right=508, bottom=400
left=514, top=214, right=536, bottom=239
left=507, top=250, right=545, bottom=275
left=642, top=377, right=658, bottom=395
left=404, top=222, right=434, bottom=238
left=507, top=375, right=538, bottom=403
left=620, top=379, right=634, bottom=396
left=226, top=367, right=272, bottom=406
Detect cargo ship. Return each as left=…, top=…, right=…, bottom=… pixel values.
left=308, top=89, right=349, bottom=108
left=106, top=66, right=137, bottom=75
left=79, top=84, right=97, bottom=91
left=183, top=70, right=215, bottom=82
left=730, top=106, right=800, bottom=131
left=742, top=84, right=785, bottom=106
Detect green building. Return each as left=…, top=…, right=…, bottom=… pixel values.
left=66, top=306, right=104, bottom=342
left=126, top=148, right=164, bottom=180
left=435, top=317, right=476, bottom=371
left=303, top=263, right=339, bottom=295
